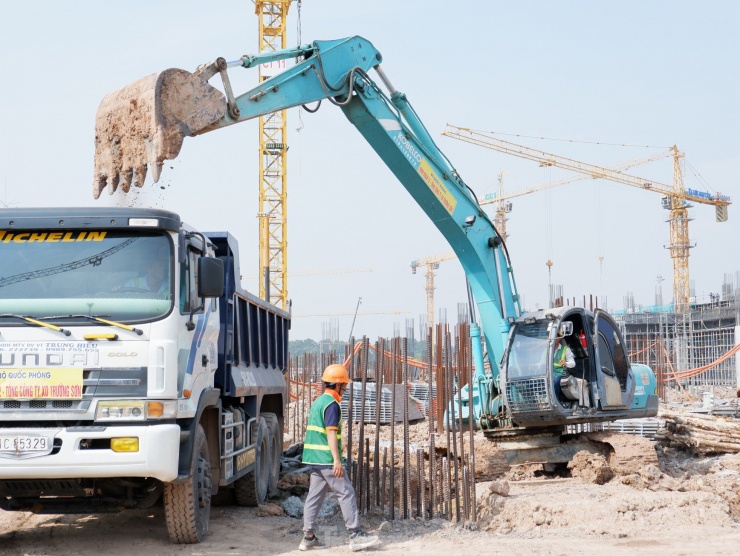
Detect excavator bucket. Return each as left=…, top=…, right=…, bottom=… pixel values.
left=93, top=68, right=227, bottom=199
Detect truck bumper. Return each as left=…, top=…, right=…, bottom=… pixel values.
left=0, top=424, right=180, bottom=482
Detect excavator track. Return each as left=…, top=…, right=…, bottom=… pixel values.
left=483, top=427, right=657, bottom=473
left=577, top=431, right=658, bottom=475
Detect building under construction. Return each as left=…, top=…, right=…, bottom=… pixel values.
left=614, top=272, right=740, bottom=399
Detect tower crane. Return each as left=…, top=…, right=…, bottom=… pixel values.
left=410, top=252, right=456, bottom=328
left=442, top=125, right=731, bottom=313
left=256, top=0, right=295, bottom=309
left=489, top=171, right=513, bottom=240
left=485, top=149, right=674, bottom=211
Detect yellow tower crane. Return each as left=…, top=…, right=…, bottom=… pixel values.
left=410, top=252, right=456, bottom=328
left=256, top=0, right=294, bottom=309
left=442, top=125, right=731, bottom=312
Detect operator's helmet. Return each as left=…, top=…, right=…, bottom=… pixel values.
left=321, top=363, right=350, bottom=384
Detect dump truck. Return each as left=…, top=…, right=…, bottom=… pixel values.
left=0, top=207, right=289, bottom=542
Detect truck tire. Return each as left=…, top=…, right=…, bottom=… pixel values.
left=262, top=412, right=282, bottom=494
left=234, top=416, right=269, bottom=506
left=163, top=424, right=211, bottom=544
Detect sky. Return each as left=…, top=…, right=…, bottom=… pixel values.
left=1, top=1, right=738, bottom=342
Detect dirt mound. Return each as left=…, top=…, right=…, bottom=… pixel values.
left=568, top=450, right=614, bottom=484
left=476, top=479, right=735, bottom=537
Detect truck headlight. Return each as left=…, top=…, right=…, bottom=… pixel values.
left=95, top=400, right=176, bottom=421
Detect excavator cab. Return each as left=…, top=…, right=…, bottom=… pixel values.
left=501, top=307, right=658, bottom=430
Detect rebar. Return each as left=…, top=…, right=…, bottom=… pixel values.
left=347, top=337, right=355, bottom=485
left=416, top=448, right=423, bottom=518
left=427, top=326, right=435, bottom=519
left=447, top=329, right=461, bottom=523
left=365, top=437, right=371, bottom=514
left=389, top=338, right=397, bottom=520
left=302, top=357, right=308, bottom=441
left=381, top=446, right=388, bottom=514
left=373, top=338, right=384, bottom=507
left=442, top=456, right=450, bottom=520
left=402, top=336, right=410, bottom=519
left=462, top=463, right=471, bottom=523
left=429, top=431, right=436, bottom=518
left=456, top=326, right=466, bottom=473
left=467, top=332, right=477, bottom=522
left=357, top=337, right=369, bottom=509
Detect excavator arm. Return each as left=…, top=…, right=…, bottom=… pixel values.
left=93, top=35, right=522, bottom=414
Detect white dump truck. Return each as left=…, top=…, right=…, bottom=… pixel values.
left=0, top=207, right=289, bottom=543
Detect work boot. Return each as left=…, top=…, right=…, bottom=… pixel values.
left=348, top=530, right=379, bottom=552
left=298, top=533, right=322, bottom=551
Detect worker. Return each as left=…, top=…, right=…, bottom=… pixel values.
left=118, top=252, right=169, bottom=296
left=553, top=334, right=576, bottom=396
left=299, top=363, right=379, bottom=552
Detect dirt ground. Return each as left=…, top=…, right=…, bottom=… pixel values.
left=3, top=400, right=740, bottom=555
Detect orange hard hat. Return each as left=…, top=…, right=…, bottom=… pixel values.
left=321, top=363, right=350, bottom=384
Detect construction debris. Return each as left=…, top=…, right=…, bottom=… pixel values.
left=659, top=409, right=740, bottom=454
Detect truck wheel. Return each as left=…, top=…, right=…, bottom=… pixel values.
left=163, top=424, right=211, bottom=544
left=262, top=412, right=282, bottom=494
left=234, top=416, right=269, bottom=506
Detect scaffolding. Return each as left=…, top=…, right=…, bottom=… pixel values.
left=616, top=276, right=740, bottom=398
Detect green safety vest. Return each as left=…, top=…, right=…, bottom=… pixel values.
left=302, top=393, right=343, bottom=466
left=553, top=345, right=569, bottom=376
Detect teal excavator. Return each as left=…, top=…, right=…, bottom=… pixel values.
left=94, top=36, right=658, bottom=465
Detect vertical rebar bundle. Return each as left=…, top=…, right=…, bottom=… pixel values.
left=287, top=326, right=478, bottom=526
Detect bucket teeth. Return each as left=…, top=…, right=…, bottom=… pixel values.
left=92, top=68, right=226, bottom=199
left=107, top=173, right=120, bottom=196
left=134, top=165, right=148, bottom=188
left=120, top=169, right=133, bottom=193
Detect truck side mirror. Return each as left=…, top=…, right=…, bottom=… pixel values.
left=198, top=257, right=224, bottom=298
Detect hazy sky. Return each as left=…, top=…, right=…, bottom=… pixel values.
left=1, top=1, right=738, bottom=341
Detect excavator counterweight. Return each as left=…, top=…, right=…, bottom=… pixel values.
left=93, top=69, right=226, bottom=198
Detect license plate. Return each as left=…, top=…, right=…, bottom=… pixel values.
left=0, top=435, right=53, bottom=455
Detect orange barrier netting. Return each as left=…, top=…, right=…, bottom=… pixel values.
left=628, top=338, right=740, bottom=384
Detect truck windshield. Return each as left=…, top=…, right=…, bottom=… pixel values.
left=0, top=230, right=172, bottom=323
left=507, top=321, right=550, bottom=379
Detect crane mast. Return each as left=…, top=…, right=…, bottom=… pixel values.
left=443, top=125, right=731, bottom=312
left=410, top=252, right=456, bottom=329
left=256, top=0, right=292, bottom=309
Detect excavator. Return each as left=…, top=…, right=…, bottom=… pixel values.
left=93, top=36, right=659, bottom=467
